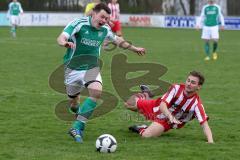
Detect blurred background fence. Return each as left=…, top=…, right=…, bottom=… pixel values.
left=0, top=0, right=240, bottom=16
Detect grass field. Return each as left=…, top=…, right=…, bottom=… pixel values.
left=0, top=26, right=240, bottom=160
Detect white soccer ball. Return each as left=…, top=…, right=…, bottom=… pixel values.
left=96, top=134, right=117, bottom=153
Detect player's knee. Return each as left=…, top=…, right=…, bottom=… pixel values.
left=90, top=90, right=102, bottom=99
left=87, top=82, right=102, bottom=99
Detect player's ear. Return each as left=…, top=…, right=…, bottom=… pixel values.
left=197, top=84, right=202, bottom=90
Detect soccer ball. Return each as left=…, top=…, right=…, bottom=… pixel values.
left=96, top=134, right=117, bottom=153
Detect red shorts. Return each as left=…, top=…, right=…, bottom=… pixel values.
left=137, top=98, right=172, bottom=132
left=111, top=20, right=121, bottom=33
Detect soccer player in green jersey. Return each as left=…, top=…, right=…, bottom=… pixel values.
left=196, top=0, right=224, bottom=61
left=7, top=0, right=23, bottom=38
left=57, top=3, right=146, bottom=143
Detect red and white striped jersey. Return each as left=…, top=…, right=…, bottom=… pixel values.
left=155, top=84, right=208, bottom=127
left=108, top=3, right=120, bottom=20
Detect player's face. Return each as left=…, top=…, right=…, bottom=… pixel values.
left=185, top=75, right=201, bottom=94
left=92, top=10, right=110, bottom=29
left=112, top=0, right=118, bottom=3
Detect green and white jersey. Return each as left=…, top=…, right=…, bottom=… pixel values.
left=199, top=4, right=224, bottom=27
left=62, top=16, right=117, bottom=70
left=8, top=2, right=23, bottom=16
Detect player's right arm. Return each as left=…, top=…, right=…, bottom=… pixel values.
left=158, top=84, right=181, bottom=124
left=57, top=33, right=75, bottom=49
left=57, top=19, right=83, bottom=48
left=158, top=101, right=181, bottom=124
left=196, top=5, right=206, bottom=29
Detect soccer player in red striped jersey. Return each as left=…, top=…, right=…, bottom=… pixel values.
left=125, top=71, right=214, bottom=143
left=108, top=0, right=122, bottom=36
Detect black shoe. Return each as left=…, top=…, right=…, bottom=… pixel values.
left=68, top=128, right=83, bottom=143
left=139, top=85, right=154, bottom=98
left=129, top=124, right=148, bottom=134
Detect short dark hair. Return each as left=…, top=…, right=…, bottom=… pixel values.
left=189, top=71, right=205, bottom=85
left=93, top=3, right=111, bottom=14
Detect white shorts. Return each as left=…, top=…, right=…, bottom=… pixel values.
left=10, top=15, right=20, bottom=25
left=201, top=26, right=219, bottom=40
left=64, top=67, right=102, bottom=96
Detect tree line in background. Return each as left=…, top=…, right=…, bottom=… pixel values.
left=0, top=0, right=240, bottom=16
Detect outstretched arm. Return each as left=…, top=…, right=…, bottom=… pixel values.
left=114, top=36, right=146, bottom=56
left=201, top=121, right=214, bottom=143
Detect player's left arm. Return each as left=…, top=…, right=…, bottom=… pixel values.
left=19, top=2, right=24, bottom=14
left=7, top=3, right=11, bottom=19
left=201, top=121, right=214, bottom=144
left=195, top=102, right=214, bottom=143
left=217, top=5, right=224, bottom=30
left=114, top=36, right=146, bottom=56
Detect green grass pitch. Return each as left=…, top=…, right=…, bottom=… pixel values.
left=0, top=26, right=240, bottom=160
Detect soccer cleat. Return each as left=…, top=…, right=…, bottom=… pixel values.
left=204, top=56, right=210, bottom=61
left=129, top=124, right=148, bottom=134
left=213, top=53, right=218, bottom=60
left=68, top=128, right=83, bottom=143
left=139, top=84, right=154, bottom=98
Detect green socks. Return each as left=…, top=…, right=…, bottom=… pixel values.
left=72, top=98, right=97, bottom=131
left=213, top=42, right=218, bottom=53
left=204, top=42, right=210, bottom=57
left=11, top=26, right=16, bottom=33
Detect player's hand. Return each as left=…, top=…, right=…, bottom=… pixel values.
left=169, top=115, right=182, bottom=124
left=220, top=26, right=224, bottom=31
left=195, top=25, right=200, bottom=30
left=135, top=47, right=146, bottom=56
left=64, top=42, right=75, bottom=49
left=206, top=141, right=214, bottom=144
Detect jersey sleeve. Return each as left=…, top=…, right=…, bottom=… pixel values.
left=197, top=5, right=206, bottom=27
left=62, top=19, right=83, bottom=39
left=160, top=84, right=177, bottom=106
left=217, top=5, right=225, bottom=26
left=194, top=101, right=209, bottom=125
left=19, top=2, right=23, bottom=13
